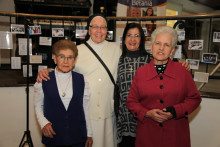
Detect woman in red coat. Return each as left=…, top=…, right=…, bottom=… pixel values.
left=126, top=26, right=201, bottom=147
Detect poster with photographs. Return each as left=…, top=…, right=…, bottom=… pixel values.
left=11, top=24, right=25, bottom=34
left=188, top=40, right=203, bottom=50
left=213, top=32, right=220, bottom=42
left=177, top=31, right=185, bottom=41
left=202, top=53, right=218, bottom=64
left=75, top=26, right=87, bottom=39
left=52, top=28, right=64, bottom=37
left=29, top=25, right=41, bottom=35
left=106, top=31, right=113, bottom=41
left=186, top=59, right=200, bottom=70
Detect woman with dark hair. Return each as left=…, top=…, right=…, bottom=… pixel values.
left=116, top=23, right=190, bottom=147
left=116, top=23, right=151, bottom=147
left=146, top=7, right=154, bottom=16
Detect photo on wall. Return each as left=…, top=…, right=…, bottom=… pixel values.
left=188, top=40, right=203, bottom=50
left=213, top=32, right=220, bottom=42
left=29, top=25, right=41, bottom=35
left=202, top=53, right=218, bottom=64
left=52, top=28, right=64, bottom=37
left=11, top=24, right=25, bottom=34
left=186, top=59, right=200, bottom=70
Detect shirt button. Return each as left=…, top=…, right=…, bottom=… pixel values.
left=99, top=117, right=101, bottom=119
left=160, top=100, right=164, bottom=103
left=97, top=104, right=100, bottom=107
left=98, top=78, right=102, bottom=82
left=159, top=123, right=163, bottom=127
left=160, top=76, right=163, bottom=80
left=160, top=85, right=164, bottom=89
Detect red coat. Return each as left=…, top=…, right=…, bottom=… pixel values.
left=126, top=58, right=201, bottom=147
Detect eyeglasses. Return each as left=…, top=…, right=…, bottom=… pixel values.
left=126, top=34, right=141, bottom=38
left=90, top=25, right=107, bottom=30
left=56, top=55, right=75, bottom=61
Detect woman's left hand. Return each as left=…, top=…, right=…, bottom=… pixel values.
left=179, top=60, right=190, bottom=71
left=160, top=108, right=173, bottom=120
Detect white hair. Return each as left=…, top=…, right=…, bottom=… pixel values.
left=151, top=26, right=178, bottom=48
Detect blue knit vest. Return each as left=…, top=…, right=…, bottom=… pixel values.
left=42, top=71, right=87, bottom=146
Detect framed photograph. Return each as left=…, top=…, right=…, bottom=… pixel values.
left=202, top=53, right=218, bottom=64
left=186, top=59, right=200, bottom=70
left=213, top=32, right=220, bottom=42
left=52, top=28, right=64, bottom=37
left=75, top=26, right=87, bottom=39
left=29, top=25, right=41, bottom=35
left=106, top=31, right=113, bottom=40
left=11, top=24, right=25, bottom=34
left=188, top=40, right=203, bottom=50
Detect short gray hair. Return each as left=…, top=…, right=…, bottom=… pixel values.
left=151, top=26, right=178, bottom=48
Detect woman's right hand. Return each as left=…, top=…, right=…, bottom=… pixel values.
left=36, top=69, right=51, bottom=83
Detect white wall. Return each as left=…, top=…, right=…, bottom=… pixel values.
left=0, top=87, right=220, bottom=147
left=189, top=98, right=220, bottom=147
left=0, top=87, right=43, bottom=147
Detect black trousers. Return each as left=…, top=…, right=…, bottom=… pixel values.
left=118, top=136, right=135, bottom=147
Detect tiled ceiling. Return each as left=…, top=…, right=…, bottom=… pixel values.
left=190, top=0, right=220, bottom=10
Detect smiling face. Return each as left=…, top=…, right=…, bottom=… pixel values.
left=89, top=16, right=107, bottom=43
left=125, top=28, right=141, bottom=51
left=147, top=8, right=153, bottom=16
left=53, top=49, right=77, bottom=73
left=151, top=33, right=175, bottom=65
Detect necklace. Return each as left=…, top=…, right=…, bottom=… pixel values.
left=56, top=72, right=72, bottom=97
left=125, top=57, right=139, bottom=73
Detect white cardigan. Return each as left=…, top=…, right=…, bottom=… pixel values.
left=75, top=39, right=121, bottom=120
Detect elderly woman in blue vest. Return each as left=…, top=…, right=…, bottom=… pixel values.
left=34, top=40, right=93, bottom=147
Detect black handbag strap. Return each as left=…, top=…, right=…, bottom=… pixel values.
left=84, top=42, right=116, bottom=85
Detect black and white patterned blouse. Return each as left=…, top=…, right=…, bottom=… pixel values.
left=116, top=49, right=151, bottom=143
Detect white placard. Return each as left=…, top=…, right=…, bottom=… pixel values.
left=39, top=37, right=52, bottom=46
left=194, top=72, right=209, bottom=83
left=18, top=38, right=32, bottom=55
left=23, top=65, right=33, bottom=77
left=30, top=55, right=42, bottom=64
left=173, top=45, right=182, bottom=59
left=0, top=31, right=13, bottom=49
left=11, top=57, right=21, bottom=69
left=213, top=32, right=220, bottom=42
left=38, top=65, right=47, bottom=72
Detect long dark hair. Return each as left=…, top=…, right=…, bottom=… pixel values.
left=121, top=23, right=148, bottom=57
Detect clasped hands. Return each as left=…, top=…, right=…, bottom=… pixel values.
left=146, top=108, right=173, bottom=123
